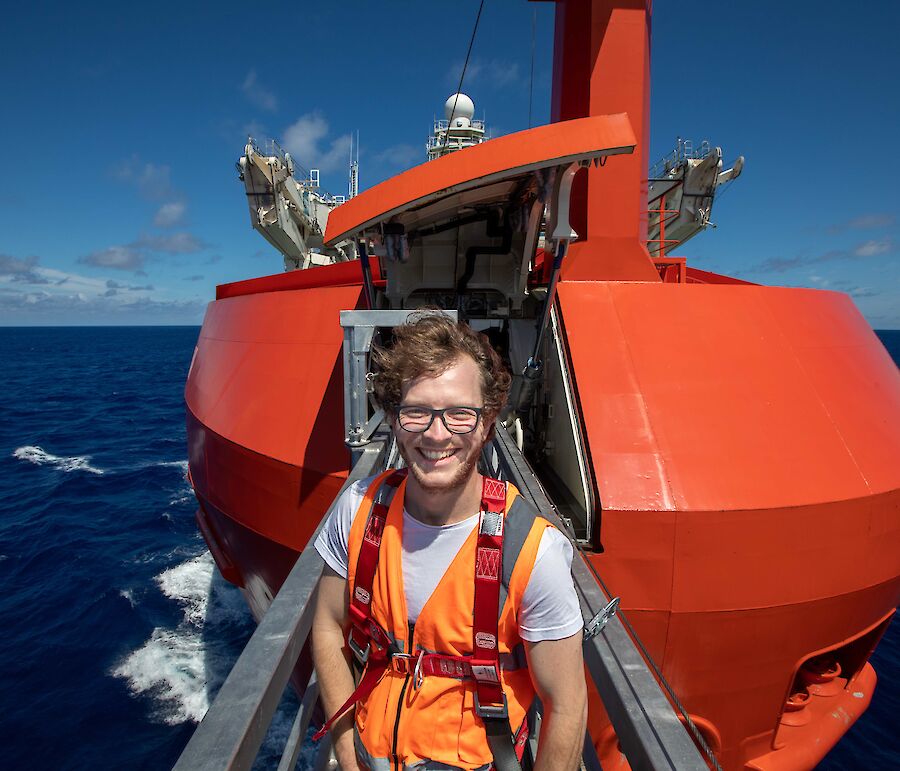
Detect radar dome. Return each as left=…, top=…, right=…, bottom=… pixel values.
left=444, top=93, right=475, bottom=122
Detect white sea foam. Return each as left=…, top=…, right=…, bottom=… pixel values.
left=157, top=459, right=189, bottom=473
left=119, top=589, right=137, bottom=608
left=114, top=553, right=314, bottom=765
left=13, top=445, right=105, bottom=475
left=112, top=552, right=252, bottom=725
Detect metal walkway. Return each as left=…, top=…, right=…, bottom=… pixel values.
left=174, top=426, right=708, bottom=771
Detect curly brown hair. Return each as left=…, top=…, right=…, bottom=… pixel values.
left=371, top=312, right=511, bottom=423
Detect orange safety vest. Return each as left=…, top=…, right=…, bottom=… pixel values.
left=340, top=469, right=553, bottom=770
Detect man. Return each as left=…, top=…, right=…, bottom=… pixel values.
left=312, top=313, right=586, bottom=770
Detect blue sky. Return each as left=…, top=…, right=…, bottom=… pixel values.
left=1, top=1, right=898, bottom=327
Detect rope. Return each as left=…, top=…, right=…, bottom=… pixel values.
left=441, top=0, right=486, bottom=157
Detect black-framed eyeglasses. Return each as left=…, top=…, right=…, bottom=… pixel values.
left=396, top=405, right=483, bottom=434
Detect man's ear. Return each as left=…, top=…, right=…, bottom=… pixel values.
left=484, top=419, right=497, bottom=442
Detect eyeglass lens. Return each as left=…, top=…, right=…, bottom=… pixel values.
left=398, top=406, right=480, bottom=434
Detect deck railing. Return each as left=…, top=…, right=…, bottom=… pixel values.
left=172, top=440, right=387, bottom=771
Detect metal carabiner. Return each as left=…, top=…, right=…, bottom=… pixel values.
left=412, top=649, right=426, bottom=691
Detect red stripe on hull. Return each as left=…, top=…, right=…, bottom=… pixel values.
left=216, top=259, right=383, bottom=300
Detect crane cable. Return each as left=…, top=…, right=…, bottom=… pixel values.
left=441, top=0, right=486, bottom=157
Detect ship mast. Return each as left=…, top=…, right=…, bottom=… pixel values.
left=549, top=0, right=660, bottom=280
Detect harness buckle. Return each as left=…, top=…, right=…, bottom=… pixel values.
left=470, top=662, right=501, bottom=683
left=390, top=652, right=415, bottom=675
left=474, top=690, right=509, bottom=720
left=348, top=634, right=371, bottom=665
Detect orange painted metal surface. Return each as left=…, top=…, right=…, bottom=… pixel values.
left=557, top=280, right=900, bottom=767
left=323, top=114, right=636, bottom=245
left=552, top=0, right=660, bottom=281
left=186, top=284, right=363, bottom=550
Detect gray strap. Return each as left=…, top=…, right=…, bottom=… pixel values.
left=484, top=716, right=523, bottom=771
left=499, top=495, right=542, bottom=615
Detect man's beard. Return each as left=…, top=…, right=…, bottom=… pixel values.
left=397, top=440, right=481, bottom=496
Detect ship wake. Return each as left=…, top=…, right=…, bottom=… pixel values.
left=12, top=444, right=105, bottom=475
left=112, top=552, right=251, bottom=725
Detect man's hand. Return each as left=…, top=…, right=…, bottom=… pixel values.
left=311, top=565, right=361, bottom=771
left=525, top=632, right=587, bottom=771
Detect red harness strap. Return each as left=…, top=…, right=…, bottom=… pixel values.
left=346, top=469, right=406, bottom=661
left=312, top=469, right=405, bottom=742
left=471, top=477, right=507, bottom=713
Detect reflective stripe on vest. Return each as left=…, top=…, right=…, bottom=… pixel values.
left=342, top=471, right=550, bottom=770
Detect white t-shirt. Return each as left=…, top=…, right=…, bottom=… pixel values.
left=314, top=476, right=583, bottom=642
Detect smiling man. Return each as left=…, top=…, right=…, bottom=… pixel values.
left=311, top=313, right=586, bottom=771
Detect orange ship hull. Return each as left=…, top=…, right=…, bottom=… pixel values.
left=186, top=268, right=899, bottom=769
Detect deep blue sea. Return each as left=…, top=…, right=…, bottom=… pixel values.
left=0, top=326, right=896, bottom=770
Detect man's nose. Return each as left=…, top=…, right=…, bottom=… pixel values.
left=424, top=412, right=452, bottom=441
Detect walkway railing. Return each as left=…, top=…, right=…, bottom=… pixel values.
left=173, top=439, right=388, bottom=771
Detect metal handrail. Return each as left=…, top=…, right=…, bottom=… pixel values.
left=173, top=439, right=387, bottom=771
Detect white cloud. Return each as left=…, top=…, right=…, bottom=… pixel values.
left=154, top=202, right=186, bottom=228
left=0, top=287, right=206, bottom=323
left=113, top=156, right=176, bottom=201
left=107, top=279, right=154, bottom=291
left=135, top=232, right=207, bottom=254
left=853, top=239, right=892, bottom=257
left=828, top=213, right=896, bottom=233
left=373, top=143, right=421, bottom=172
left=112, top=154, right=190, bottom=230
left=79, top=232, right=209, bottom=271
left=241, top=70, right=278, bottom=112
left=282, top=112, right=352, bottom=173
left=847, top=213, right=895, bottom=229
left=487, top=61, right=520, bottom=88
left=0, top=254, right=48, bottom=283
left=0, top=262, right=205, bottom=324
left=445, top=58, right=522, bottom=90
left=81, top=245, right=145, bottom=271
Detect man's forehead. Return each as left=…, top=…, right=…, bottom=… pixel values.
left=401, top=356, right=482, bottom=400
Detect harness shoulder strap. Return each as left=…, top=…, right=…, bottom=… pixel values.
left=347, top=469, right=406, bottom=658
left=499, top=494, right=544, bottom=616
left=313, top=469, right=406, bottom=742
left=473, top=476, right=523, bottom=771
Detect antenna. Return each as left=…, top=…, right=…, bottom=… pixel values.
left=349, top=130, right=359, bottom=199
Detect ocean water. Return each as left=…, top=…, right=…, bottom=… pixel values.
left=0, top=325, right=896, bottom=770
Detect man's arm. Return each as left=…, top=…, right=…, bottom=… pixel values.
left=525, top=632, right=587, bottom=771
left=311, top=565, right=360, bottom=771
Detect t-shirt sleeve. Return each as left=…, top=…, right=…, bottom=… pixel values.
left=517, top=527, right=584, bottom=642
left=313, top=478, right=368, bottom=579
